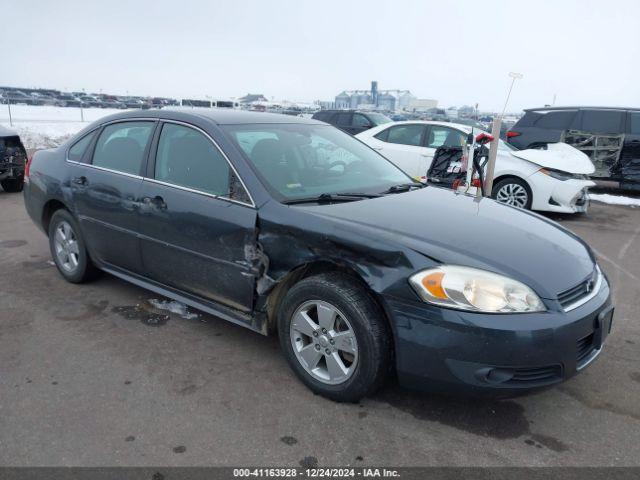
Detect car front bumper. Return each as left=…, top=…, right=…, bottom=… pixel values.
left=528, top=171, right=595, bottom=213
left=383, top=277, right=612, bottom=395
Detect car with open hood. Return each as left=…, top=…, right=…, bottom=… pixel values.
left=356, top=121, right=595, bottom=213
left=23, top=109, right=613, bottom=401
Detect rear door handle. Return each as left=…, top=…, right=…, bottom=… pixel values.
left=72, top=175, right=88, bottom=186
left=372, top=146, right=384, bottom=150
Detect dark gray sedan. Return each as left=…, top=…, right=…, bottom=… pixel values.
left=23, top=109, right=613, bottom=401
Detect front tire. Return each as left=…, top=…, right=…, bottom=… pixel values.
left=278, top=273, right=391, bottom=402
left=492, top=177, right=532, bottom=210
left=1, top=177, right=24, bottom=192
left=48, top=209, right=99, bottom=283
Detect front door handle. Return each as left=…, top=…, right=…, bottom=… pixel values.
left=72, top=175, right=88, bottom=186
left=372, top=146, right=384, bottom=150
left=142, top=195, right=167, bottom=210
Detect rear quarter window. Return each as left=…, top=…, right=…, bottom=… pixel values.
left=68, top=130, right=97, bottom=162
left=514, top=111, right=542, bottom=127
left=312, top=111, right=332, bottom=122
left=534, top=110, right=577, bottom=129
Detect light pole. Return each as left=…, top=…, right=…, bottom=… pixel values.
left=501, top=71, right=523, bottom=118
left=484, top=72, right=523, bottom=197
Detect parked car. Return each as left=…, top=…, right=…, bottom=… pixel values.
left=24, top=109, right=612, bottom=401
left=2, top=90, right=36, bottom=105
left=56, top=94, right=82, bottom=107
left=0, top=126, right=27, bottom=192
left=357, top=121, right=595, bottom=213
left=79, top=96, right=103, bottom=108
left=312, top=110, right=392, bottom=135
left=100, top=98, right=126, bottom=109
left=30, top=92, right=58, bottom=106
left=122, top=97, right=151, bottom=109
left=507, top=107, right=640, bottom=190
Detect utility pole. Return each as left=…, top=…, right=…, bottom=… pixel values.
left=7, top=101, right=12, bottom=127
left=484, top=72, right=523, bottom=197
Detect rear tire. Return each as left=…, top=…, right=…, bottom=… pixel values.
left=48, top=209, right=99, bottom=283
left=278, top=272, right=391, bottom=402
left=1, top=177, right=24, bottom=193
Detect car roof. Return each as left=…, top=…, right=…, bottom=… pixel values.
left=96, top=108, right=324, bottom=125
left=0, top=125, right=18, bottom=137
left=524, top=106, right=640, bottom=112
left=366, top=120, right=474, bottom=134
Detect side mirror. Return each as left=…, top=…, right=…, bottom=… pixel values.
left=475, top=132, right=494, bottom=145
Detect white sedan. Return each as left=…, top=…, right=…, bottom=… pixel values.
left=356, top=121, right=596, bottom=213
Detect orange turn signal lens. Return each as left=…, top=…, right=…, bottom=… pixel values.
left=421, top=272, right=448, bottom=299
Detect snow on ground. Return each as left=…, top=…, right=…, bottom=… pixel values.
left=0, top=105, right=123, bottom=150
left=147, top=299, right=200, bottom=320
left=9, top=122, right=86, bottom=149
left=591, top=193, right=640, bottom=207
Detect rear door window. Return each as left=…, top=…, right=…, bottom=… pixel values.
left=92, top=121, right=154, bottom=175
left=580, top=110, right=624, bottom=134
left=425, top=126, right=466, bottom=148
left=384, top=124, right=427, bottom=146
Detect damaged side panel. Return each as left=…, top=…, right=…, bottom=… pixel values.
left=250, top=202, right=436, bottom=333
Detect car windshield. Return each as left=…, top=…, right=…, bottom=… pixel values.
left=223, top=123, right=412, bottom=202
left=367, top=113, right=392, bottom=125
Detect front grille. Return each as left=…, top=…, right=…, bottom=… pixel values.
left=557, top=269, right=599, bottom=310
left=577, top=332, right=596, bottom=365
left=505, top=365, right=562, bottom=386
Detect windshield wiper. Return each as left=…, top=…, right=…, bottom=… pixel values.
left=282, top=192, right=381, bottom=205
left=383, top=182, right=426, bottom=194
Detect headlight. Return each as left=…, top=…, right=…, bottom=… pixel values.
left=539, top=168, right=587, bottom=181
left=409, top=265, right=546, bottom=313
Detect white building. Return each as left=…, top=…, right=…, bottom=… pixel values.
left=407, top=98, right=438, bottom=112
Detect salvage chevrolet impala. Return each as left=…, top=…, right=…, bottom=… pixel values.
left=23, top=109, right=613, bottom=401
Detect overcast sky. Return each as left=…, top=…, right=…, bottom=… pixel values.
left=3, top=0, right=639, bottom=112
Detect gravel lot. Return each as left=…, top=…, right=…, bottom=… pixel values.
left=1, top=191, right=639, bottom=467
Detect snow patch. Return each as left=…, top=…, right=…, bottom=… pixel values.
left=590, top=194, right=640, bottom=207
left=9, top=122, right=84, bottom=149
left=147, top=299, right=199, bottom=320
left=0, top=105, right=131, bottom=150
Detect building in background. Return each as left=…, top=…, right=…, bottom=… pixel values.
left=238, top=93, right=268, bottom=105
left=332, top=81, right=438, bottom=113
left=407, top=98, right=438, bottom=113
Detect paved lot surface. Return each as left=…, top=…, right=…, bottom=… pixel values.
left=1, top=191, right=639, bottom=467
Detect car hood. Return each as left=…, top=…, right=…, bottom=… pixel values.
left=509, top=142, right=595, bottom=174
left=297, top=187, right=595, bottom=299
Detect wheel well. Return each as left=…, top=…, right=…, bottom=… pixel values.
left=263, top=261, right=386, bottom=334
left=491, top=175, right=531, bottom=196
left=41, top=200, right=69, bottom=235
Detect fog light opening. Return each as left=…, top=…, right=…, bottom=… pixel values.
left=475, top=367, right=515, bottom=385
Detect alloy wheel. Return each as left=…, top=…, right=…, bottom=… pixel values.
left=496, top=183, right=529, bottom=208
left=289, top=300, right=358, bottom=385
left=53, top=221, right=80, bottom=273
